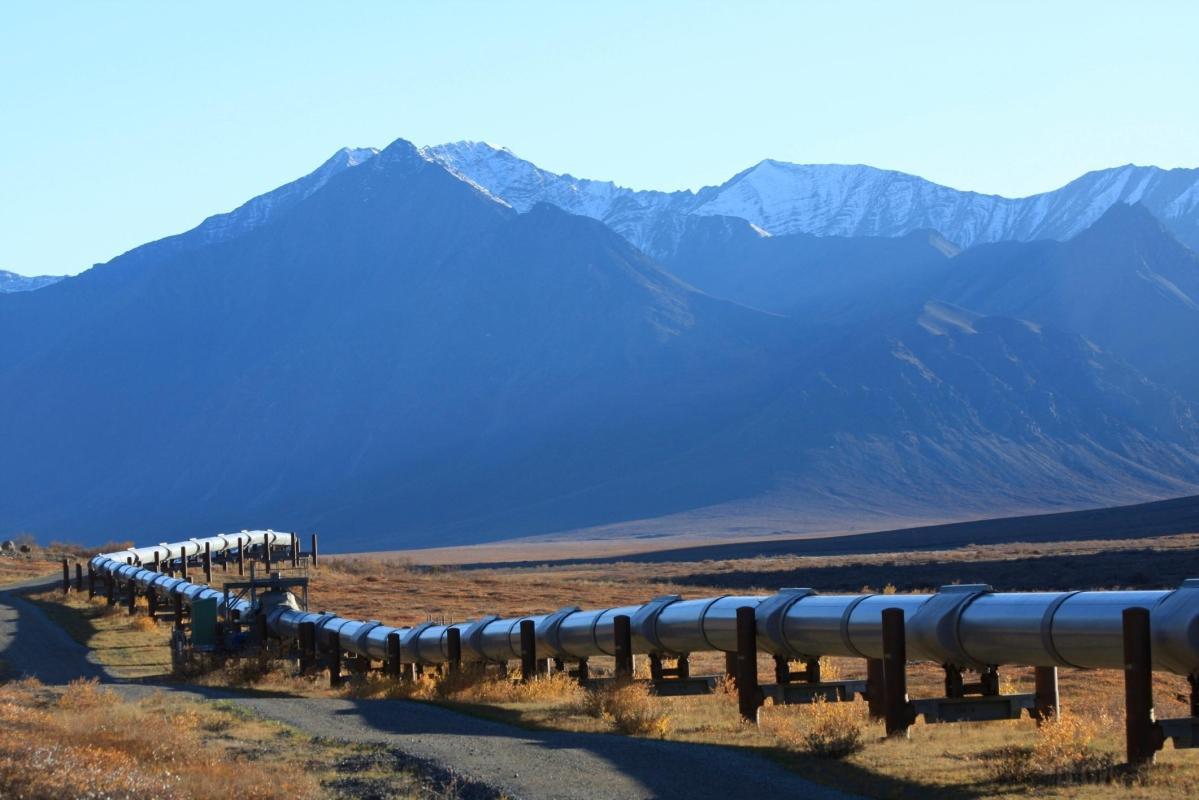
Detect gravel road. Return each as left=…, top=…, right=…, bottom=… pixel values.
left=0, top=576, right=863, bottom=800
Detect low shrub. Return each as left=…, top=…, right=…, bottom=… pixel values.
left=580, top=680, right=672, bottom=737
left=761, top=697, right=867, bottom=759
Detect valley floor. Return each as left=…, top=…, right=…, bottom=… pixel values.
left=4, top=528, right=1199, bottom=799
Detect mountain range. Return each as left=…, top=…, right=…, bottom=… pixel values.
left=0, top=269, right=62, bottom=293
left=3, top=139, right=1199, bottom=549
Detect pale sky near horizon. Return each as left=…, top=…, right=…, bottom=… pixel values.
left=3, top=1, right=1197, bottom=276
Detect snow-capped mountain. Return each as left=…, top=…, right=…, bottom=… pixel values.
left=423, top=141, right=1199, bottom=256
left=0, top=269, right=61, bottom=293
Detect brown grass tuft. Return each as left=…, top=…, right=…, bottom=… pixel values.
left=761, top=697, right=867, bottom=759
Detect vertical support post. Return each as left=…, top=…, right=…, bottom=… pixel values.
left=87, top=565, right=96, bottom=598
left=881, top=607, right=911, bottom=738
left=310, top=533, right=319, bottom=567
left=519, top=619, right=536, bottom=683
left=153, top=552, right=161, bottom=573
left=385, top=631, right=401, bottom=678
left=291, top=536, right=299, bottom=568
left=1123, top=607, right=1161, bottom=766
left=725, top=651, right=739, bottom=681
left=1033, top=666, right=1060, bottom=723
left=147, top=591, right=157, bottom=620
left=74, top=563, right=83, bottom=592
left=127, top=581, right=136, bottom=614
left=203, top=542, right=212, bottom=584
left=299, top=622, right=316, bottom=673
left=62, top=558, right=70, bottom=594
left=866, top=658, right=886, bottom=719
left=447, top=627, right=462, bottom=675
left=173, top=592, right=184, bottom=631
left=237, top=537, right=245, bottom=576
left=255, top=613, right=268, bottom=650
left=179, top=550, right=188, bottom=581
left=803, top=657, right=821, bottom=683
left=613, top=614, right=633, bottom=679
left=263, top=538, right=271, bottom=572
left=328, top=629, right=342, bottom=688
left=1189, top=673, right=1199, bottom=718
left=735, top=606, right=761, bottom=723
left=106, top=573, right=116, bottom=606
left=576, top=658, right=590, bottom=685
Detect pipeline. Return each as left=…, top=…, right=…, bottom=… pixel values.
left=88, top=531, right=1199, bottom=677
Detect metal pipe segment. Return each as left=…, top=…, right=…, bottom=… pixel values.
left=90, top=535, right=1199, bottom=677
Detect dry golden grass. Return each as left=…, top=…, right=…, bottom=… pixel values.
left=0, top=677, right=319, bottom=800
left=27, top=591, right=173, bottom=679
left=760, top=696, right=866, bottom=758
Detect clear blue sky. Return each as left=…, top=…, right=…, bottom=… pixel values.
left=3, top=1, right=1197, bottom=276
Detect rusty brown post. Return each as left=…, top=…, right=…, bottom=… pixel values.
left=519, top=619, right=536, bottom=683
left=735, top=605, right=761, bottom=723
left=87, top=564, right=96, bottom=598
left=173, top=592, right=184, bottom=630
left=1033, top=666, right=1060, bottom=723
left=327, top=629, right=342, bottom=688
left=61, top=558, right=70, bottom=594
left=263, top=539, right=271, bottom=572
left=725, top=651, right=738, bottom=681
left=310, top=533, right=319, bottom=567
left=74, top=562, right=83, bottom=592
left=237, top=537, right=245, bottom=576
left=153, top=552, right=161, bottom=573
left=106, top=573, right=116, bottom=606
left=298, top=621, right=316, bottom=673
left=882, top=607, right=911, bottom=738
left=1123, top=607, right=1162, bottom=766
left=386, top=630, right=401, bottom=678
left=201, top=542, right=211, bottom=584
left=447, top=627, right=462, bottom=675
left=291, top=536, right=299, bottom=568
left=613, top=614, right=633, bottom=678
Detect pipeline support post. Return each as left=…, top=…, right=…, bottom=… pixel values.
left=127, top=581, right=137, bottom=615
left=519, top=619, right=536, bottom=683
left=147, top=591, right=157, bottom=620
left=1123, top=607, right=1163, bottom=766
left=237, top=537, right=245, bottom=576
left=866, top=658, right=886, bottom=719
left=310, top=533, right=319, bottom=567
left=173, top=592, right=184, bottom=631
left=291, top=536, right=299, bottom=568
left=87, top=565, right=96, bottom=598
left=74, top=563, right=83, bottom=592
left=447, top=627, right=462, bottom=675
left=735, top=605, right=762, bottom=723
left=613, top=614, right=633, bottom=679
left=327, top=630, right=342, bottom=688
left=106, top=573, right=116, bottom=606
left=153, top=553, right=161, bottom=573
left=203, top=542, right=212, bottom=584
left=180, top=551, right=188, bottom=581
left=61, top=558, right=70, bottom=594
left=298, top=622, right=316, bottom=672
left=1033, top=666, right=1060, bottom=723
left=385, top=631, right=400, bottom=678
left=881, top=607, right=912, bottom=738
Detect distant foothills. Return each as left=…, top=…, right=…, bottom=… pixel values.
left=4, top=139, right=1199, bottom=550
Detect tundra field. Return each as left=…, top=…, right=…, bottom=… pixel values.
left=5, top=529, right=1199, bottom=799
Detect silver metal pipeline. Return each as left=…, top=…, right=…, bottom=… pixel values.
left=89, top=530, right=296, bottom=620
left=90, top=535, right=1199, bottom=677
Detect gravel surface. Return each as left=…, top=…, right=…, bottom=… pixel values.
left=0, top=577, right=862, bottom=800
